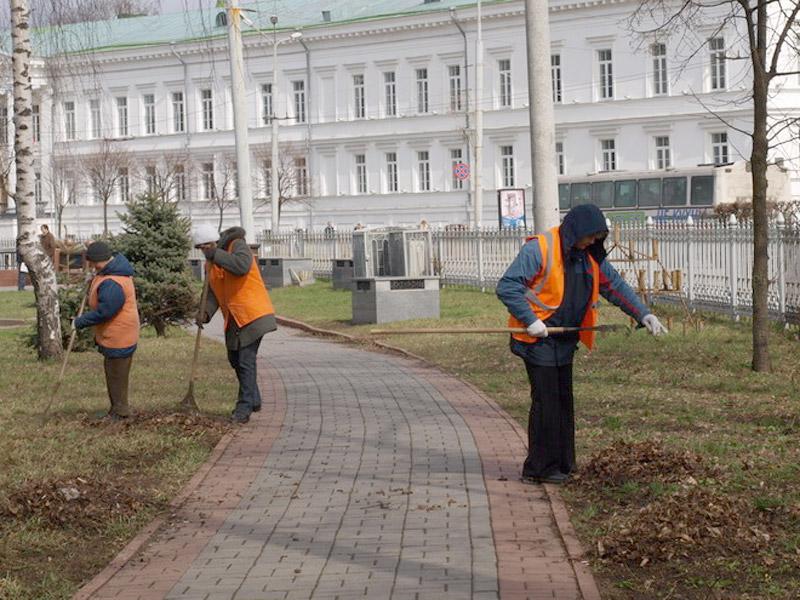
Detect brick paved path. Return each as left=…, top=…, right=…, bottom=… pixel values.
left=76, top=322, right=598, bottom=600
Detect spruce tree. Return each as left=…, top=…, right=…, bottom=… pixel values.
left=115, top=194, right=197, bottom=336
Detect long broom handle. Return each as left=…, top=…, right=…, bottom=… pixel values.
left=369, top=326, right=610, bottom=335
left=187, top=276, right=211, bottom=387
left=43, top=280, right=91, bottom=416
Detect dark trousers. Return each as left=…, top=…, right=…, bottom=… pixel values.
left=522, top=362, right=576, bottom=478
left=103, top=356, right=133, bottom=417
left=227, top=336, right=263, bottom=417
left=17, top=269, right=27, bottom=291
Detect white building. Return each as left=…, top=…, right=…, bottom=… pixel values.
left=0, top=0, right=798, bottom=237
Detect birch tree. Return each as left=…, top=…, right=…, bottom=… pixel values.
left=11, top=0, right=62, bottom=359
left=631, top=0, right=800, bottom=372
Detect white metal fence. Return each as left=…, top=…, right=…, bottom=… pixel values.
left=261, top=221, right=800, bottom=323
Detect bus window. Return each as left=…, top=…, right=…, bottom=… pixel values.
left=662, top=177, right=688, bottom=206
left=571, top=182, right=591, bottom=206
left=558, top=184, right=571, bottom=210
left=591, top=181, right=614, bottom=208
left=690, top=175, right=714, bottom=206
left=614, top=180, right=637, bottom=207
left=638, top=178, right=662, bottom=207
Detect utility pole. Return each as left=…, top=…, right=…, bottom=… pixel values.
left=474, top=0, right=484, bottom=228
left=226, top=0, right=255, bottom=241
left=525, top=0, right=559, bottom=232
left=449, top=8, right=472, bottom=224
left=270, top=15, right=280, bottom=233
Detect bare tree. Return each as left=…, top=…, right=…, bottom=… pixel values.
left=141, top=151, right=193, bottom=202
left=11, top=0, right=62, bottom=359
left=82, top=139, right=132, bottom=235
left=253, top=143, right=311, bottom=226
left=630, top=1, right=800, bottom=372
left=202, top=156, right=238, bottom=232
left=0, top=144, right=14, bottom=215
left=47, top=156, right=79, bottom=238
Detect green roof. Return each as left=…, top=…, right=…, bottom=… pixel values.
left=20, top=0, right=501, bottom=56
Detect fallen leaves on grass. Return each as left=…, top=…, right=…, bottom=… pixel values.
left=81, top=410, right=231, bottom=438
left=1, top=477, right=163, bottom=532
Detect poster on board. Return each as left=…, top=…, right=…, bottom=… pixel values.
left=497, top=188, right=526, bottom=228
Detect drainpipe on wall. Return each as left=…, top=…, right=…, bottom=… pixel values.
left=298, top=33, right=313, bottom=230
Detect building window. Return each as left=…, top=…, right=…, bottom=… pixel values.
left=655, top=136, right=671, bottom=169
left=385, top=152, right=398, bottom=193
left=417, top=151, right=430, bottom=192
left=384, top=71, right=397, bottom=117
left=501, top=145, right=515, bottom=187
left=355, top=154, right=367, bottom=194
left=118, top=167, right=130, bottom=203
left=174, top=165, right=186, bottom=202
left=293, top=80, right=306, bottom=123
left=353, top=74, right=366, bottom=119
left=601, top=139, right=617, bottom=171
left=145, top=166, right=157, bottom=195
left=556, top=141, right=564, bottom=175
left=202, top=162, right=215, bottom=200
left=143, top=93, right=156, bottom=135
left=0, top=103, right=8, bottom=145
left=709, top=37, right=726, bottom=90
left=295, top=157, right=308, bottom=196
left=116, top=97, right=128, bottom=137
left=172, top=91, right=185, bottom=133
left=652, top=43, right=668, bottom=96
left=448, top=65, right=463, bottom=112
left=89, top=99, right=101, bottom=139
left=261, top=83, right=273, bottom=125
left=64, top=101, right=76, bottom=140
left=450, top=148, right=464, bottom=190
left=499, top=59, right=512, bottom=107
left=34, top=172, right=43, bottom=214
left=32, top=104, right=40, bottom=143
left=201, top=89, right=214, bottom=130
left=712, top=132, right=728, bottom=164
left=416, top=68, right=429, bottom=113
left=262, top=160, right=272, bottom=197
left=551, top=55, right=562, bottom=103
left=598, top=49, right=613, bottom=100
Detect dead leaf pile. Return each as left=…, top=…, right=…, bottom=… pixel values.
left=82, top=411, right=231, bottom=438
left=597, top=486, right=794, bottom=567
left=576, top=440, right=710, bottom=488
left=0, top=477, right=161, bottom=531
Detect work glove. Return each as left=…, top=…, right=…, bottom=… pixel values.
left=526, top=319, right=548, bottom=338
left=201, top=246, right=217, bottom=261
left=70, top=318, right=78, bottom=332
left=642, top=314, right=668, bottom=336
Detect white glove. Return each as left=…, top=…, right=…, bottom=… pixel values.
left=642, top=314, right=668, bottom=336
left=526, top=319, right=548, bottom=338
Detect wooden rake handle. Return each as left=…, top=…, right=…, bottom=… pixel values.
left=369, top=326, right=620, bottom=335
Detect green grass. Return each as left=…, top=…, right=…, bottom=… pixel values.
left=269, top=281, right=800, bottom=599
left=0, top=291, right=237, bottom=599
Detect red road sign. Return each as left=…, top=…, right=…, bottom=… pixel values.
left=453, top=162, right=470, bottom=181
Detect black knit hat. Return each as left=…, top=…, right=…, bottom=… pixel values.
left=86, top=241, right=112, bottom=262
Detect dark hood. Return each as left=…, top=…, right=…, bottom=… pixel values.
left=99, top=253, right=135, bottom=277
left=218, top=226, right=246, bottom=250
left=560, top=204, right=609, bottom=263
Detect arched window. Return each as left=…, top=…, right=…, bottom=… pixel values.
left=215, top=11, right=228, bottom=27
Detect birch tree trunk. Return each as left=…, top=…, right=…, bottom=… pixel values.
left=11, top=0, right=63, bottom=359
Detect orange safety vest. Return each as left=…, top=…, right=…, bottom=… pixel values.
left=508, top=226, right=601, bottom=350
left=89, top=274, right=140, bottom=349
left=207, top=241, right=275, bottom=329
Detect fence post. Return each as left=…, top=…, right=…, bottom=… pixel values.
left=686, top=216, right=695, bottom=304
left=776, top=213, right=786, bottom=320
left=645, top=216, right=654, bottom=305
left=728, top=214, right=738, bottom=317
left=476, top=227, right=485, bottom=291
left=436, top=232, right=444, bottom=279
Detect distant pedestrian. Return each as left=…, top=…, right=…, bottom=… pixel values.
left=74, top=241, right=140, bottom=420
left=39, top=224, right=57, bottom=265
left=323, top=221, right=336, bottom=238
left=193, top=225, right=277, bottom=424
left=497, top=204, right=667, bottom=484
left=16, top=249, right=28, bottom=291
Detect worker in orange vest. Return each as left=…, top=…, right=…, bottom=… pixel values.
left=497, top=204, right=667, bottom=484
left=193, top=225, right=277, bottom=424
left=74, top=241, right=140, bottom=420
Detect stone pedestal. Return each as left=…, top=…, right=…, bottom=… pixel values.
left=259, top=257, right=315, bottom=288
left=332, top=259, right=355, bottom=290
left=351, top=276, right=440, bottom=324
